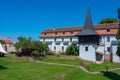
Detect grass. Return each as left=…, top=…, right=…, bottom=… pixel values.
left=39, top=55, right=120, bottom=72
left=0, top=54, right=120, bottom=80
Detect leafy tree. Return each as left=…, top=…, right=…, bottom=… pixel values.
left=116, top=42, right=120, bottom=58
left=0, top=40, right=5, bottom=44
left=118, top=8, right=120, bottom=20
left=15, top=36, right=49, bottom=57
left=116, top=27, right=120, bottom=40
left=15, top=36, right=32, bottom=49
left=116, top=8, right=120, bottom=59
left=66, top=44, right=78, bottom=56
left=31, top=40, right=49, bottom=54
left=99, top=18, right=118, bottom=24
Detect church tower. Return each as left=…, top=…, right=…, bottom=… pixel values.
left=77, top=9, right=100, bottom=61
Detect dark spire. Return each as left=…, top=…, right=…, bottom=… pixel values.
left=84, top=8, right=94, bottom=29
left=77, top=9, right=98, bottom=36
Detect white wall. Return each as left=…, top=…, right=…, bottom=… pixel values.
left=40, top=35, right=117, bottom=59
left=79, top=44, right=96, bottom=62
left=111, top=45, right=120, bottom=63
left=100, top=35, right=116, bottom=54
left=40, top=37, right=78, bottom=53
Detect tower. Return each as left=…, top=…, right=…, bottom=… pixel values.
left=77, top=9, right=100, bottom=61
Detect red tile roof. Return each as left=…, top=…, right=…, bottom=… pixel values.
left=5, top=39, right=14, bottom=44
left=0, top=38, right=14, bottom=44
left=40, top=23, right=119, bottom=38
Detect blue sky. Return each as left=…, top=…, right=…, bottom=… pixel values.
left=0, top=0, right=120, bottom=42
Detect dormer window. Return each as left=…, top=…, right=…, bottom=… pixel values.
left=106, top=29, right=110, bottom=32
left=43, top=38, right=45, bottom=42
left=54, top=38, right=56, bottom=42
left=70, top=31, right=73, bottom=34
left=55, top=32, right=57, bottom=35
left=44, top=33, right=46, bottom=35
left=62, top=38, right=64, bottom=42
left=63, top=32, right=65, bottom=34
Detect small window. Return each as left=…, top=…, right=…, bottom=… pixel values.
left=63, top=32, right=65, bottom=34
left=107, top=36, right=110, bottom=42
left=85, top=47, right=88, bottom=51
left=44, top=33, right=46, bottom=35
left=70, top=31, right=73, bottom=34
left=70, top=38, right=72, bottom=42
left=107, top=47, right=110, bottom=52
left=54, top=46, right=56, bottom=51
left=54, top=38, right=56, bottom=42
left=43, top=38, right=45, bottom=42
left=62, top=38, right=64, bottom=42
left=55, top=32, right=57, bottom=35
left=62, top=46, right=64, bottom=51
left=106, top=29, right=110, bottom=32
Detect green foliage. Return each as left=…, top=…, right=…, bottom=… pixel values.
left=118, top=8, right=120, bottom=19
left=31, top=40, right=49, bottom=53
left=15, top=36, right=49, bottom=56
left=99, top=18, right=118, bottom=24
left=15, top=36, right=32, bottom=49
left=66, top=44, right=78, bottom=56
left=116, top=26, right=120, bottom=40
left=0, top=40, right=5, bottom=44
left=116, top=42, right=120, bottom=57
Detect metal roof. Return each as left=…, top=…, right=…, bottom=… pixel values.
left=111, top=41, right=120, bottom=45
left=77, top=9, right=98, bottom=36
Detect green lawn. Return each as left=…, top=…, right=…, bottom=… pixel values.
left=0, top=54, right=120, bottom=80
left=40, top=55, right=120, bottom=72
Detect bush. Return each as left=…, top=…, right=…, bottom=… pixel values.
left=66, top=44, right=79, bottom=56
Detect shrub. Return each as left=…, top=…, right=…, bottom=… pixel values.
left=66, top=44, right=79, bottom=56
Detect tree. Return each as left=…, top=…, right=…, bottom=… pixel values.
left=31, top=40, right=49, bottom=54
left=0, top=40, right=5, bottom=44
left=15, top=36, right=49, bottom=57
left=116, top=42, right=120, bottom=58
left=66, top=44, right=78, bottom=56
left=116, top=8, right=120, bottom=40
left=15, top=36, right=32, bottom=49
left=99, top=18, right=118, bottom=24
left=116, top=8, right=120, bottom=59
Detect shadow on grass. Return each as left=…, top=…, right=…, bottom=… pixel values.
left=0, top=65, right=7, bottom=70
left=101, top=71, right=120, bottom=80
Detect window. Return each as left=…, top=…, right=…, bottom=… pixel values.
left=62, top=46, right=64, bottom=51
left=70, top=31, right=73, bottom=34
left=54, top=38, right=56, bottom=42
left=43, top=38, right=45, bottom=42
left=70, top=38, right=72, bottom=42
left=107, top=36, right=110, bottom=42
left=44, top=33, right=46, bottom=35
left=107, top=47, right=110, bottom=52
left=63, top=32, right=65, bottom=34
left=55, top=32, right=57, bottom=35
left=85, top=47, right=88, bottom=51
left=62, top=38, right=64, bottom=42
left=106, top=29, right=110, bottom=32
left=54, top=46, right=56, bottom=51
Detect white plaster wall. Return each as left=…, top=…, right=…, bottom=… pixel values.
left=79, top=44, right=96, bottom=62
left=100, top=35, right=116, bottom=54
left=40, top=35, right=116, bottom=55
left=40, top=37, right=78, bottom=53
left=111, top=45, right=120, bottom=63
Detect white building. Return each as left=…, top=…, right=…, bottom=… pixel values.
left=40, top=10, right=119, bottom=63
